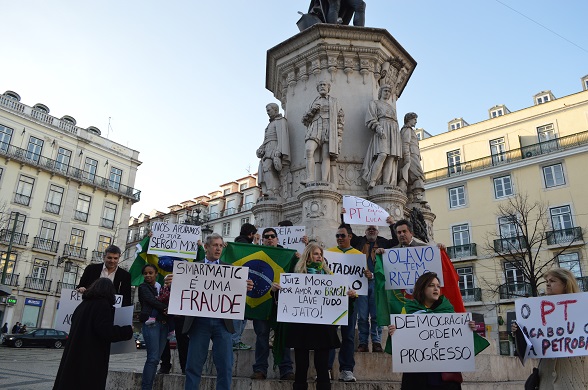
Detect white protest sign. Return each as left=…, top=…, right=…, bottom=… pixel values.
left=514, top=320, right=533, bottom=366
left=259, top=226, right=306, bottom=254
left=514, top=292, right=588, bottom=358
left=168, top=261, right=249, bottom=320
left=343, top=195, right=390, bottom=226
left=390, top=313, right=475, bottom=372
left=324, top=251, right=368, bottom=295
left=111, top=305, right=137, bottom=354
left=148, top=222, right=201, bottom=259
left=382, top=246, right=443, bottom=289
left=277, top=273, right=349, bottom=325
left=55, top=289, right=123, bottom=333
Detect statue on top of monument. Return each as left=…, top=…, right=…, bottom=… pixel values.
left=257, top=103, right=291, bottom=197
left=361, top=84, right=402, bottom=189
left=399, top=112, right=426, bottom=204
left=301, top=80, right=344, bottom=184
left=298, top=0, right=366, bottom=30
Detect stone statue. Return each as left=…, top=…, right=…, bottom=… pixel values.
left=399, top=112, right=426, bottom=203
left=301, top=80, right=344, bottom=184
left=409, top=207, right=429, bottom=242
left=257, top=103, right=291, bottom=197
left=361, top=84, right=402, bottom=189
left=299, top=0, right=366, bottom=30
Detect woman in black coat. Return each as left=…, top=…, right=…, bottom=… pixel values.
left=53, top=278, right=133, bottom=390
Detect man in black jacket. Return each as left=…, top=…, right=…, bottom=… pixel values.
left=77, top=245, right=132, bottom=307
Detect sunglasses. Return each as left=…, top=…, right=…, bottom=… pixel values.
left=263, top=234, right=277, bottom=239
left=335, top=234, right=347, bottom=238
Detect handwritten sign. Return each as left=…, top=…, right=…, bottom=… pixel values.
left=259, top=226, right=306, bottom=254
left=167, top=261, right=248, bottom=320
left=390, top=313, right=475, bottom=372
left=514, top=293, right=588, bottom=358
left=382, top=246, right=443, bottom=289
left=148, top=222, right=201, bottom=259
left=55, top=289, right=123, bottom=333
left=343, top=195, right=390, bottom=226
left=277, top=273, right=349, bottom=325
left=111, top=306, right=136, bottom=354
left=324, top=251, right=368, bottom=295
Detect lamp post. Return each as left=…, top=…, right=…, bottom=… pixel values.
left=57, top=256, right=73, bottom=272
left=184, top=205, right=213, bottom=239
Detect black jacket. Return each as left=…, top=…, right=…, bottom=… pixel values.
left=77, top=263, right=132, bottom=307
left=138, top=283, right=167, bottom=323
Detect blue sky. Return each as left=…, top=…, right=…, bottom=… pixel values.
left=2, top=1, right=587, bottom=214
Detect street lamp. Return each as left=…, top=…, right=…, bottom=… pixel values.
left=57, top=256, right=73, bottom=272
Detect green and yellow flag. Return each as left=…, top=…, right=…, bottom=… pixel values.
left=220, top=242, right=297, bottom=321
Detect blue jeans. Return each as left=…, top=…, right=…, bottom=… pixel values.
left=252, top=319, right=293, bottom=376
left=329, top=304, right=357, bottom=372
left=185, top=317, right=233, bottom=390
left=356, top=280, right=381, bottom=344
left=141, top=321, right=168, bottom=390
left=231, top=319, right=247, bottom=345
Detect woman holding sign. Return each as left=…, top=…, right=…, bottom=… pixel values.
left=388, top=272, right=486, bottom=390
left=512, top=268, right=587, bottom=390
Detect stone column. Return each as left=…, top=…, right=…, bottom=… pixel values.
left=297, top=182, right=342, bottom=248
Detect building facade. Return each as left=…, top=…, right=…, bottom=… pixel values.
left=0, top=90, right=141, bottom=329
left=419, top=74, right=588, bottom=354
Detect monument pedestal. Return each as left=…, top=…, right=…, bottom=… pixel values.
left=367, top=185, right=408, bottom=222
left=297, top=182, right=341, bottom=247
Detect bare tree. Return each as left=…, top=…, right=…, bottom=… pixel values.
left=484, top=193, right=582, bottom=297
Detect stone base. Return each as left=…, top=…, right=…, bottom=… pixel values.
left=297, top=182, right=342, bottom=248
left=368, top=186, right=408, bottom=221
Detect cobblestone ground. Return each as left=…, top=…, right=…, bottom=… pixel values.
left=0, top=344, right=146, bottom=389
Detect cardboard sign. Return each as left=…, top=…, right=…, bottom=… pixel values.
left=110, top=305, right=136, bottom=354
left=514, top=293, right=588, bottom=358
left=514, top=321, right=533, bottom=366
left=148, top=222, right=201, bottom=259
left=55, top=289, right=122, bottom=332
left=167, top=261, right=249, bottom=320
left=390, top=313, right=475, bottom=372
left=343, top=195, right=390, bottom=226
left=277, top=273, right=349, bottom=325
left=259, top=226, right=306, bottom=254
left=324, top=251, right=368, bottom=295
left=382, top=246, right=444, bottom=289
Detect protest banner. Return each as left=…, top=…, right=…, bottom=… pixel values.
left=258, top=225, right=306, bottom=254
left=148, top=222, right=201, bottom=259
left=167, top=261, right=249, bottom=320
left=111, top=305, right=136, bottom=354
left=514, top=321, right=533, bottom=365
left=342, top=195, right=390, bottom=227
left=390, top=313, right=475, bottom=372
left=514, top=292, right=588, bottom=358
left=382, top=246, right=444, bottom=290
left=277, top=273, right=349, bottom=325
left=55, top=289, right=123, bottom=333
left=324, top=251, right=368, bottom=295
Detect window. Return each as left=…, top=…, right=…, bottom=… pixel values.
left=497, top=215, right=523, bottom=251
left=75, top=194, right=91, bottom=222
left=101, top=202, right=117, bottom=229
left=504, top=262, right=526, bottom=294
left=0, top=252, right=17, bottom=276
left=7, top=212, right=26, bottom=244
left=222, top=222, right=231, bottom=236
left=31, top=259, right=49, bottom=280
left=223, top=188, right=231, bottom=196
left=450, top=122, right=461, bottom=130
left=491, top=109, right=503, bottom=118
left=225, top=199, right=235, bottom=215
left=45, top=184, right=64, bottom=214
left=55, top=147, right=72, bottom=173
left=69, top=228, right=85, bottom=247
left=499, top=216, right=518, bottom=238
left=537, top=124, right=557, bottom=152
left=97, top=235, right=112, bottom=252
left=109, top=167, right=122, bottom=190
left=15, top=175, right=35, bottom=205
left=26, top=136, right=44, bottom=162
left=0, top=124, right=13, bottom=151
left=240, top=217, right=250, bottom=226
left=558, top=253, right=582, bottom=278
left=239, top=183, right=248, bottom=191
left=209, top=204, right=219, bottom=219
left=550, top=205, right=573, bottom=231
left=457, top=267, right=476, bottom=299
left=39, top=220, right=57, bottom=241
left=536, top=95, right=550, bottom=104
left=447, top=150, right=462, bottom=175
left=83, top=157, right=98, bottom=182
left=452, top=224, right=470, bottom=246
left=490, top=138, right=506, bottom=165
left=139, top=226, right=146, bottom=237
left=543, top=164, right=565, bottom=188
left=243, top=194, right=254, bottom=211
left=62, top=266, right=79, bottom=286
left=448, top=186, right=466, bottom=208
left=493, top=175, right=513, bottom=198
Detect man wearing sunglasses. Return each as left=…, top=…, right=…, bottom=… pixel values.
left=250, top=228, right=295, bottom=381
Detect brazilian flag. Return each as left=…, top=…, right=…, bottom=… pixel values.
left=220, top=242, right=297, bottom=321
left=128, top=237, right=204, bottom=286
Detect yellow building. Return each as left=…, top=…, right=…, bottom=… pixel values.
left=419, top=75, right=588, bottom=354
left=0, top=90, right=141, bottom=329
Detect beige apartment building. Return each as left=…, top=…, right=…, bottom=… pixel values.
left=419, top=75, right=588, bottom=354
left=0, top=90, right=141, bottom=329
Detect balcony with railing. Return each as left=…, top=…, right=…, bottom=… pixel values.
left=447, top=243, right=477, bottom=259
left=92, top=250, right=104, bottom=263
left=499, top=282, right=532, bottom=299
left=424, top=130, right=588, bottom=183
left=545, top=227, right=583, bottom=245
left=127, top=233, right=141, bottom=243
left=44, top=202, right=61, bottom=214
left=24, top=276, right=52, bottom=292
left=32, top=237, right=59, bottom=253
left=74, top=210, right=89, bottom=222
left=0, top=142, right=141, bottom=202
left=0, top=229, right=29, bottom=246
left=577, top=276, right=588, bottom=292
left=100, top=218, right=115, bottom=229
left=56, top=281, right=77, bottom=295
left=63, top=244, right=87, bottom=260
left=460, top=287, right=482, bottom=302
left=0, top=273, right=19, bottom=287
left=493, top=236, right=527, bottom=253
